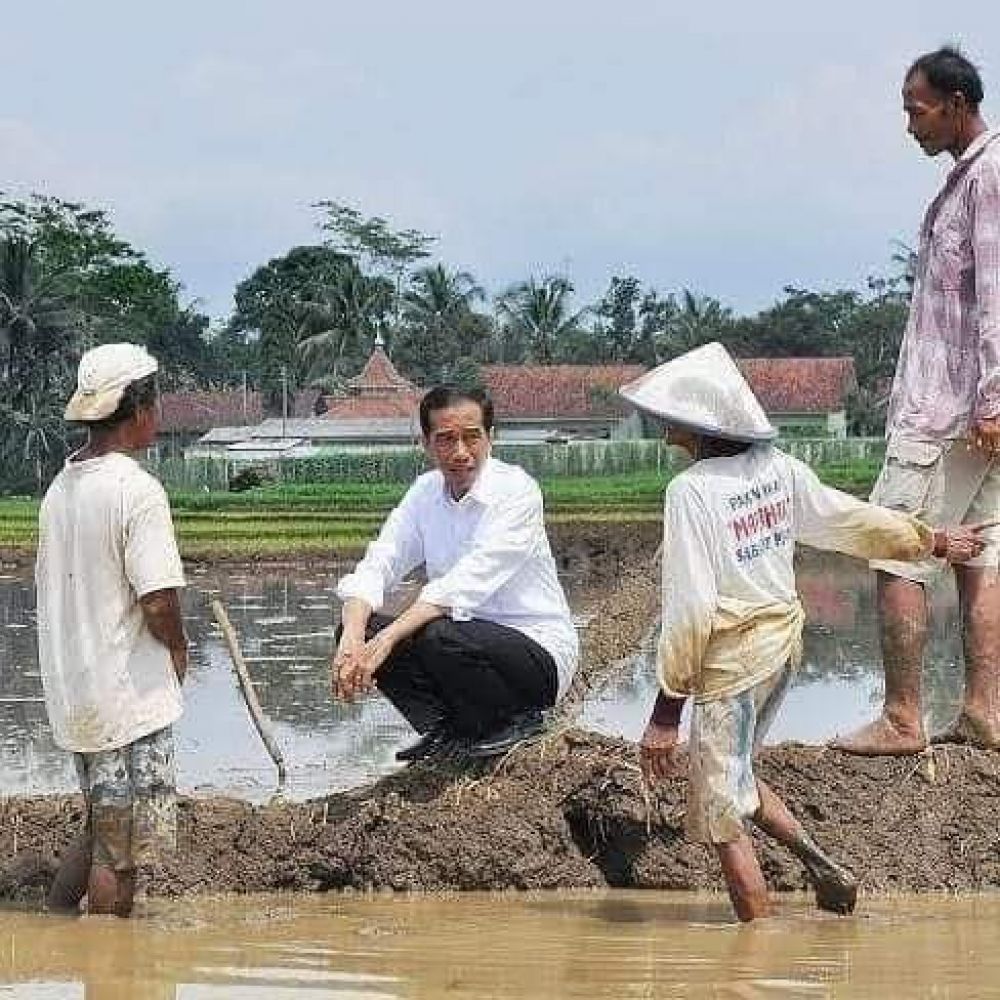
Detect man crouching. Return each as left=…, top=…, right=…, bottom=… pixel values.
left=332, top=386, right=578, bottom=761
left=37, top=344, right=188, bottom=917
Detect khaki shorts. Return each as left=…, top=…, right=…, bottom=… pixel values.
left=686, top=667, right=792, bottom=845
left=74, top=726, right=177, bottom=871
left=869, top=436, right=1000, bottom=583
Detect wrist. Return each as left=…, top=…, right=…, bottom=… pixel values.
left=932, top=530, right=946, bottom=558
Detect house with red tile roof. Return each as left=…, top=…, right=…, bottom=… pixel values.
left=157, top=388, right=320, bottom=456
left=183, top=351, right=858, bottom=460
left=481, top=364, right=647, bottom=442
left=736, top=357, right=856, bottom=438
left=318, top=338, right=422, bottom=423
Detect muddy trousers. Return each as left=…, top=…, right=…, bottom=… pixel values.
left=358, top=614, right=559, bottom=738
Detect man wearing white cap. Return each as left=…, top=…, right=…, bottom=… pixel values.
left=620, top=342, right=986, bottom=922
left=36, top=343, right=188, bottom=918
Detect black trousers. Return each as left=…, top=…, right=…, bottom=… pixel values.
left=358, top=615, right=559, bottom=738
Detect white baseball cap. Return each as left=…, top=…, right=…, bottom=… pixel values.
left=619, top=342, right=777, bottom=443
left=64, top=343, right=159, bottom=422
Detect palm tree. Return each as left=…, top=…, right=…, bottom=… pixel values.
left=0, top=237, right=78, bottom=402
left=657, top=290, right=733, bottom=359
left=400, top=265, right=485, bottom=376
left=495, top=276, right=588, bottom=363
left=294, top=269, right=390, bottom=385
left=0, top=236, right=80, bottom=490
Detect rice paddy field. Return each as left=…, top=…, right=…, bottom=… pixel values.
left=0, top=460, right=881, bottom=560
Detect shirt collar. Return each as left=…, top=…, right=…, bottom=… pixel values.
left=440, top=456, right=501, bottom=508
left=955, top=128, right=1000, bottom=168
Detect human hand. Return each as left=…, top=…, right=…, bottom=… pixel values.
left=332, top=632, right=365, bottom=700
left=932, top=521, right=997, bottom=563
left=972, top=417, right=1000, bottom=458
left=639, top=718, right=684, bottom=783
left=334, top=631, right=395, bottom=701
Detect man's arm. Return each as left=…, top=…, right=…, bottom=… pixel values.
left=971, top=157, right=1000, bottom=452
left=640, top=690, right=686, bottom=782
left=789, top=456, right=985, bottom=563
left=139, top=588, right=188, bottom=683
left=332, top=488, right=425, bottom=699
left=336, top=599, right=445, bottom=701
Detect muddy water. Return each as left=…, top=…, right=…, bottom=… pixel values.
left=0, top=553, right=968, bottom=800
left=0, top=891, right=998, bottom=998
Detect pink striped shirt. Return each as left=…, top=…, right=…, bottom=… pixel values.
left=887, top=130, right=1000, bottom=440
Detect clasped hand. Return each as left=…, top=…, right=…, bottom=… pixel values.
left=332, top=632, right=394, bottom=701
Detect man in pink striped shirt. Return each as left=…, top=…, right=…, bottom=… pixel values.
left=833, top=47, right=1000, bottom=756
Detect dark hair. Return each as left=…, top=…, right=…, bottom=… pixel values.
left=419, top=385, right=494, bottom=436
left=87, top=374, right=158, bottom=432
left=907, top=46, right=984, bottom=109
left=696, top=435, right=753, bottom=460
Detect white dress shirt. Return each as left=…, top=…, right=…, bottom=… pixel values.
left=337, top=458, right=579, bottom=698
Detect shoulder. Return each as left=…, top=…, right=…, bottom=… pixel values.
left=117, top=456, right=170, bottom=510
left=483, top=459, right=542, bottom=503
left=402, top=469, right=442, bottom=501
left=664, top=467, right=705, bottom=509
left=971, top=138, right=1000, bottom=192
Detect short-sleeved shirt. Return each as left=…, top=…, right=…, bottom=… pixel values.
left=336, top=458, right=579, bottom=698
left=36, top=452, right=186, bottom=753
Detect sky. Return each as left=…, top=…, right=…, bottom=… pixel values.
left=3, top=1, right=999, bottom=323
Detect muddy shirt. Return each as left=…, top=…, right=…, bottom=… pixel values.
left=336, top=458, right=579, bottom=698
left=658, top=446, right=932, bottom=702
left=36, top=452, right=186, bottom=753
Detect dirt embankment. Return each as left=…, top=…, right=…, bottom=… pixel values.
left=4, top=735, right=1000, bottom=902
left=7, top=520, right=1000, bottom=903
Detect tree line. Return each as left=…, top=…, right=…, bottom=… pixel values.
left=1, top=193, right=912, bottom=491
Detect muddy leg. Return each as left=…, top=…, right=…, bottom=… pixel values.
left=87, top=865, right=135, bottom=918
left=933, top=566, right=1000, bottom=747
left=715, top=833, right=771, bottom=922
left=47, top=834, right=92, bottom=914
left=830, top=572, right=928, bottom=755
left=752, top=780, right=857, bottom=915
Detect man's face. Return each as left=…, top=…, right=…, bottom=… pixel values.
left=424, top=400, right=491, bottom=499
left=903, top=70, right=963, bottom=157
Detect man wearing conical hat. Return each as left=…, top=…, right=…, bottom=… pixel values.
left=36, top=344, right=188, bottom=918
left=620, top=343, right=986, bottom=922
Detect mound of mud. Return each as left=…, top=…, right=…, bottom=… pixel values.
left=4, top=735, right=1000, bottom=903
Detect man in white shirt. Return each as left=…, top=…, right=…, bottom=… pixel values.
left=36, top=343, right=188, bottom=918
left=333, top=386, right=578, bottom=761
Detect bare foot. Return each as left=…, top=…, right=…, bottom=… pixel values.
left=930, top=711, right=1000, bottom=749
left=828, top=716, right=927, bottom=756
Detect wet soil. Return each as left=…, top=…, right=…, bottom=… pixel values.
left=4, top=736, right=1000, bottom=903
left=5, top=519, right=999, bottom=904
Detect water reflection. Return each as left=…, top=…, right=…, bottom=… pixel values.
left=0, top=552, right=969, bottom=799
left=1, top=891, right=1000, bottom=998
left=582, top=551, right=966, bottom=744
